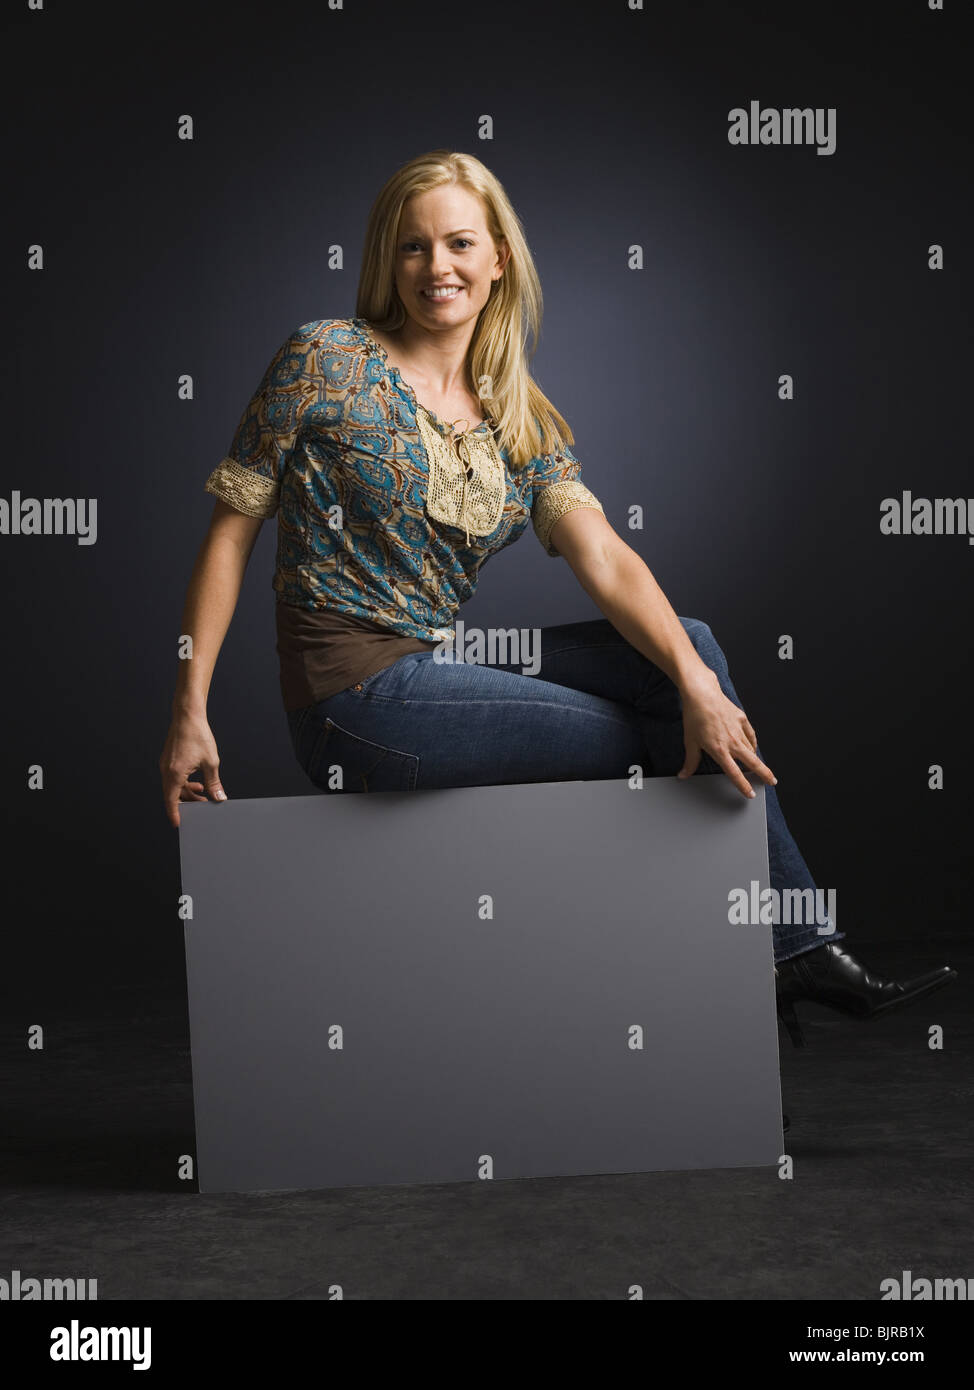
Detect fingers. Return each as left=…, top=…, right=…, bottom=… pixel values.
left=160, top=717, right=225, bottom=826
left=680, top=738, right=776, bottom=800
left=739, top=745, right=777, bottom=786
left=161, top=763, right=227, bottom=829
left=734, top=713, right=774, bottom=780
left=677, top=742, right=702, bottom=780
left=678, top=692, right=776, bottom=800
left=177, top=770, right=227, bottom=804
left=711, top=747, right=757, bottom=798
left=161, top=769, right=183, bottom=829
left=712, top=742, right=776, bottom=798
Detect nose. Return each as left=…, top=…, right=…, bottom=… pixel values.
left=428, top=242, right=455, bottom=278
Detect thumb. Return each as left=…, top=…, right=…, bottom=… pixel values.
left=201, top=761, right=228, bottom=802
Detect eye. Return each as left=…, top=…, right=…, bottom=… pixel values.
left=399, top=239, right=474, bottom=252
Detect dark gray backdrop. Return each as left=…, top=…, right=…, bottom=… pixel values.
left=2, top=0, right=969, bottom=1011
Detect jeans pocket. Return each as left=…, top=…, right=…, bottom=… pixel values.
left=303, top=713, right=420, bottom=793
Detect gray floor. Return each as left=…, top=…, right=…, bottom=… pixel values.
left=2, top=932, right=970, bottom=1301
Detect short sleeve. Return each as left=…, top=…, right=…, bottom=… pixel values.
left=530, top=444, right=605, bottom=557
left=203, top=326, right=322, bottom=519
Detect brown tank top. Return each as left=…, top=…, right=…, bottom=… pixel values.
left=275, top=601, right=438, bottom=712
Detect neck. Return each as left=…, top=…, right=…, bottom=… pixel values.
left=391, top=315, right=477, bottom=396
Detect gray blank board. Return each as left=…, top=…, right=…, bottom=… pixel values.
left=178, top=776, right=783, bottom=1194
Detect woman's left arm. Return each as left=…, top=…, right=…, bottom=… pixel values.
left=548, top=510, right=777, bottom=800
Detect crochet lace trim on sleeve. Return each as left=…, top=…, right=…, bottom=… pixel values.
left=532, top=480, right=605, bottom=557
left=203, top=456, right=280, bottom=519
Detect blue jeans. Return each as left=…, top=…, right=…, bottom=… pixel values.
left=286, top=616, right=842, bottom=963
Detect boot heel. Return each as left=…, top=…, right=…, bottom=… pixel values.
left=777, top=998, right=806, bottom=1048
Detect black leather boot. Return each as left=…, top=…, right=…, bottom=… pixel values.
left=775, top=942, right=957, bottom=1047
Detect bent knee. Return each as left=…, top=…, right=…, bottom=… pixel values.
left=679, top=616, right=714, bottom=642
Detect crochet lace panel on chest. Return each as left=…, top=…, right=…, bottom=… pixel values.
left=414, top=407, right=507, bottom=544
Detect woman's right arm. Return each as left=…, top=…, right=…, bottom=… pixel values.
left=159, top=499, right=264, bottom=827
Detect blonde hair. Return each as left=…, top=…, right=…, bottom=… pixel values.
left=355, top=149, right=574, bottom=469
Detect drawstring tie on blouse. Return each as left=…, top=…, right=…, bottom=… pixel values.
left=449, top=419, right=473, bottom=546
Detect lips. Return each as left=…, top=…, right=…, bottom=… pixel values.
left=421, top=286, right=463, bottom=300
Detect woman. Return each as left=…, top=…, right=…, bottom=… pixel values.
left=159, top=149, right=955, bottom=1075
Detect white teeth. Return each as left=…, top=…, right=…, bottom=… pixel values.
left=424, top=287, right=461, bottom=298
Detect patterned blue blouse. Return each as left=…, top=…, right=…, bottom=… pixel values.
left=203, top=317, right=605, bottom=645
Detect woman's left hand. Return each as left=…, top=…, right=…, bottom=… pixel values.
left=677, top=668, right=777, bottom=800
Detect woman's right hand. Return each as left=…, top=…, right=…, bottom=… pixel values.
left=160, top=711, right=227, bottom=828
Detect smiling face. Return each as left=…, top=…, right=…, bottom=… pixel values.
left=392, top=183, right=508, bottom=332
